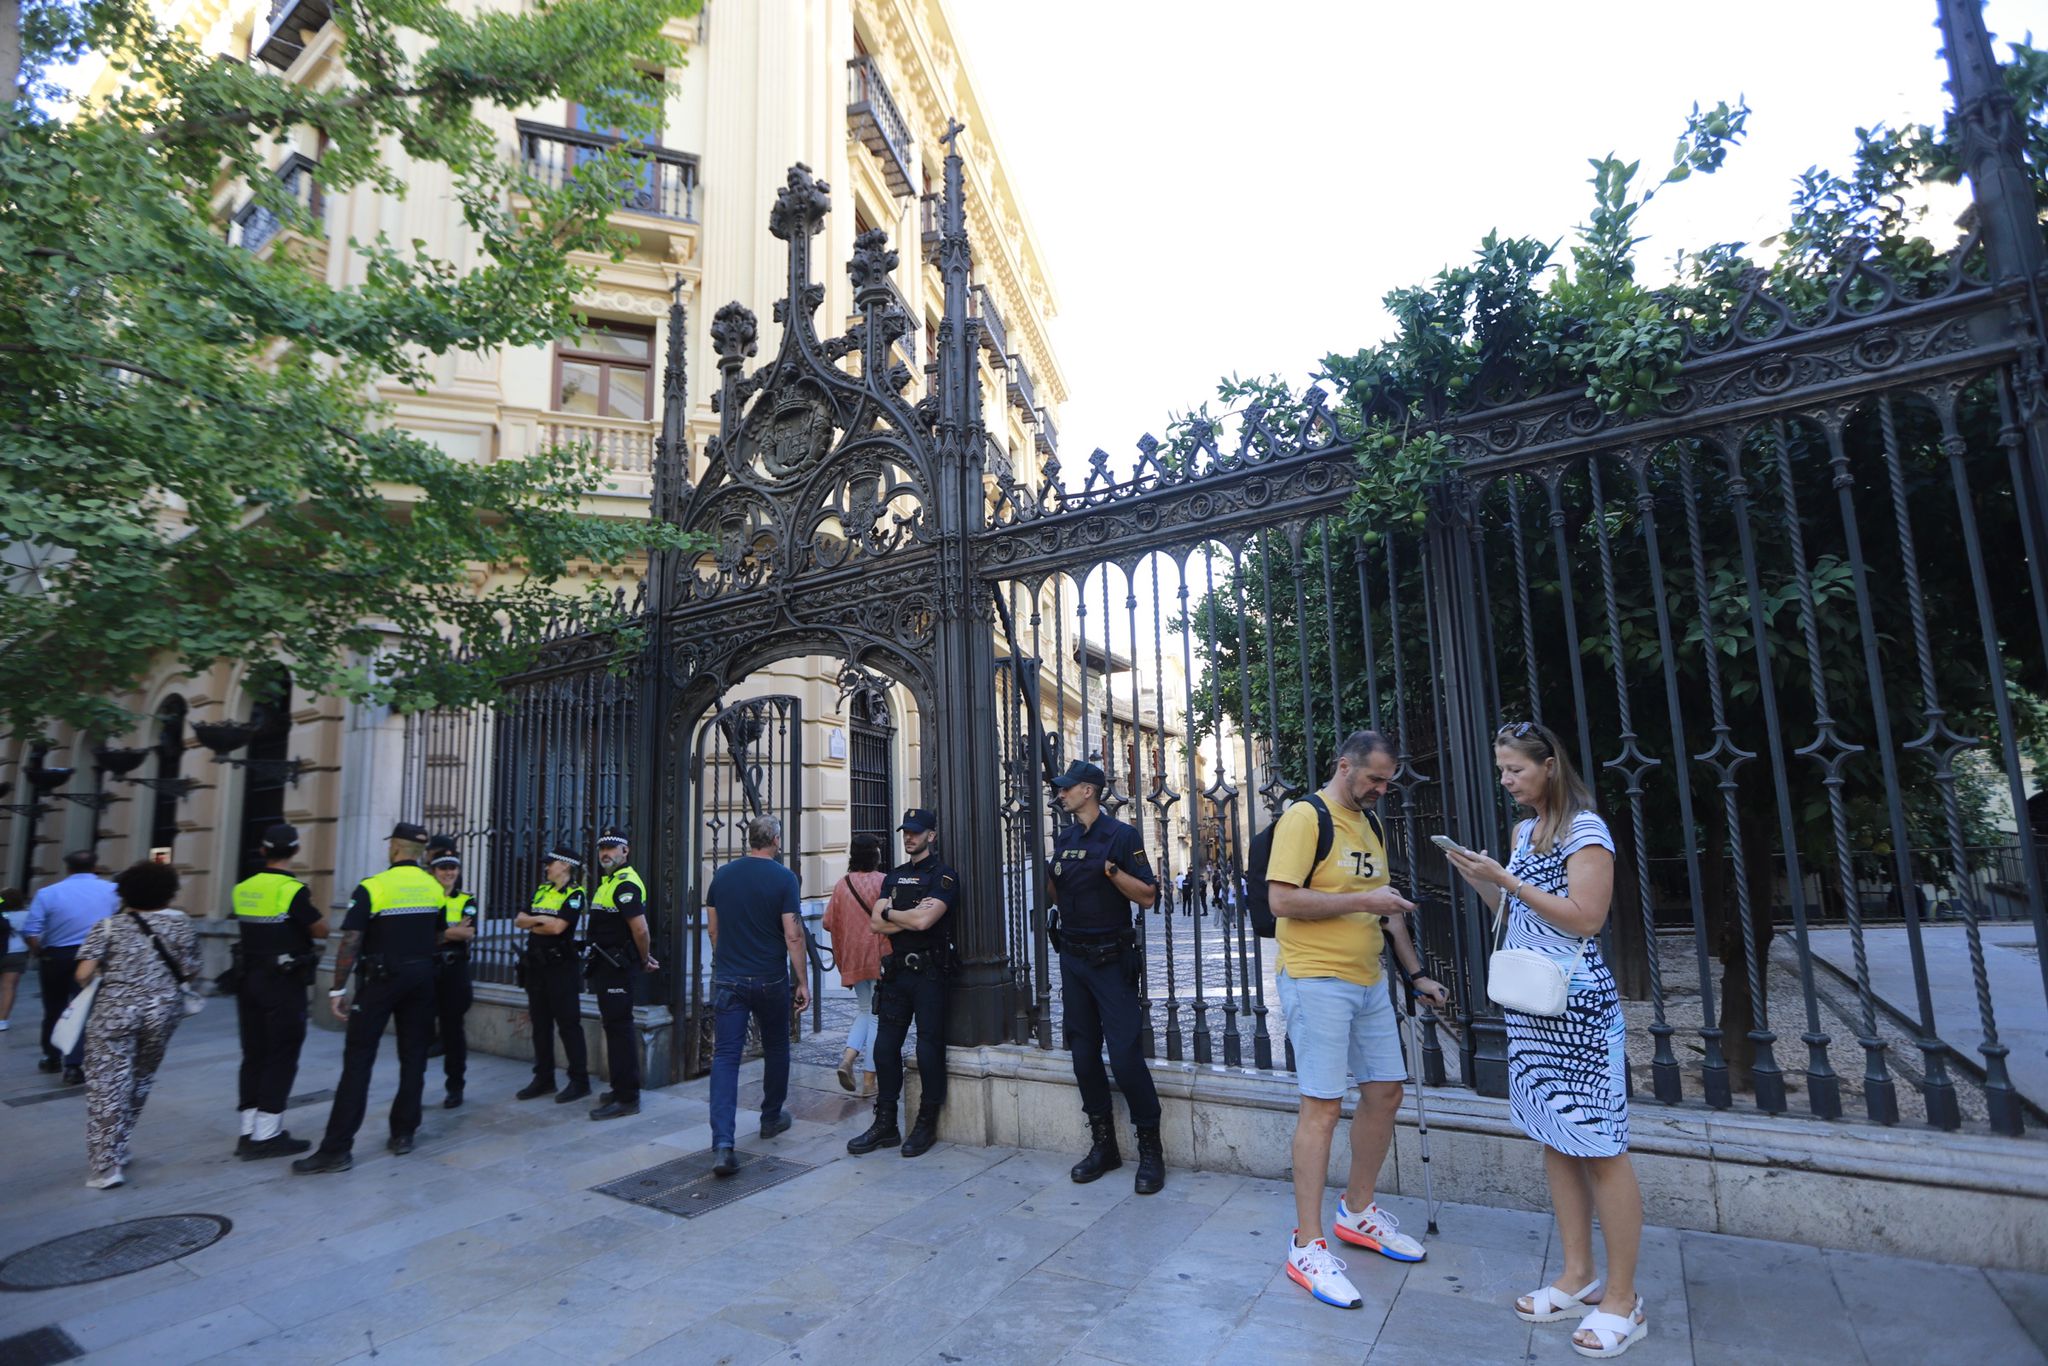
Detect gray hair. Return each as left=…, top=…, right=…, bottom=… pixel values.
left=747, top=815, right=782, bottom=850
left=1335, top=730, right=1395, bottom=769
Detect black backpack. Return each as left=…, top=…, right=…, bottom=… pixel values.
left=1244, top=795, right=1385, bottom=938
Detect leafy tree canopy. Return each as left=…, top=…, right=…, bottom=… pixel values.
left=1, top=0, right=703, bottom=739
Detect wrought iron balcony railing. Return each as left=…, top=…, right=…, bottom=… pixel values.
left=919, top=193, right=942, bottom=265
left=517, top=121, right=700, bottom=223
left=973, top=284, right=1008, bottom=361
left=232, top=152, right=322, bottom=254
left=1008, top=353, right=1037, bottom=414
left=847, top=54, right=916, bottom=198
left=1035, top=406, right=1058, bottom=457
left=258, top=0, right=331, bottom=68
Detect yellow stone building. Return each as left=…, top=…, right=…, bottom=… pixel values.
left=0, top=0, right=1076, bottom=942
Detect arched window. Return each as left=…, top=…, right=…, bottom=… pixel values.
left=149, top=696, right=188, bottom=858
left=848, top=685, right=895, bottom=849
left=235, top=666, right=291, bottom=876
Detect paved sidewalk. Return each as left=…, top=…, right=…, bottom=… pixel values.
left=1, top=992, right=2044, bottom=1365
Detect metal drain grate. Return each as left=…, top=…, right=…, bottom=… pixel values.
left=593, top=1150, right=811, bottom=1219
left=3, top=1086, right=86, bottom=1108
left=0, top=1215, right=232, bottom=1291
left=0, top=1326, right=83, bottom=1363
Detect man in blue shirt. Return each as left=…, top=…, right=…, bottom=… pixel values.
left=704, top=814, right=810, bottom=1177
left=22, top=851, right=118, bottom=1081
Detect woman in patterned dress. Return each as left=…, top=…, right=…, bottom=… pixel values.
left=72, top=861, right=199, bottom=1190
left=1442, top=722, right=1647, bottom=1359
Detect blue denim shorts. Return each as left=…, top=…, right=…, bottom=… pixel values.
left=1277, top=969, right=1410, bottom=1100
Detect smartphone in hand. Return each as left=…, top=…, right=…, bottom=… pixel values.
left=1429, top=834, right=1471, bottom=858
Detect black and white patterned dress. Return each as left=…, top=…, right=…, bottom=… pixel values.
left=1501, top=811, right=1626, bottom=1158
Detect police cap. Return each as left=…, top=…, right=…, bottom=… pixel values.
left=597, top=826, right=629, bottom=848
left=260, top=822, right=300, bottom=854
left=543, top=842, right=583, bottom=867
left=1051, top=760, right=1108, bottom=792
left=387, top=821, right=431, bottom=844
left=898, top=808, right=937, bottom=833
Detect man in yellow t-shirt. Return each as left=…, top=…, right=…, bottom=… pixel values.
left=1267, top=731, right=1448, bottom=1312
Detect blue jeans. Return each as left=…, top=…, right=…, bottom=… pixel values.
left=709, top=974, right=790, bottom=1149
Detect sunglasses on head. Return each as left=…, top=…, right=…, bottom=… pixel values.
left=1498, top=721, right=1538, bottom=739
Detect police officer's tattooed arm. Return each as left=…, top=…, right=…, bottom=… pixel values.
left=872, top=896, right=947, bottom=933
left=517, top=890, right=580, bottom=936
left=615, top=881, right=656, bottom=968
left=1106, top=833, right=1158, bottom=909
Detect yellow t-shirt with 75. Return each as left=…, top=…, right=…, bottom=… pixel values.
left=1267, top=797, right=1388, bottom=988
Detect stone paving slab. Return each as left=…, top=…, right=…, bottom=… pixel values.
left=2, top=980, right=2045, bottom=1365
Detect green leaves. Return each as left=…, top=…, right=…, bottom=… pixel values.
left=0, top=0, right=704, bottom=738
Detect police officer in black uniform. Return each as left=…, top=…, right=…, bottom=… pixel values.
left=426, top=836, right=476, bottom=1110
left=1048, top=761, right=1165, bottom=1194
left=845, top=808, right=956, bottom=1160
left=231, top=822, right=327, bottom=1160
left=587, top=826, right=655, bottom=1121
left=515, top=843, right=591, bottom=1104
left=293, top=821, right=445, bottom=1174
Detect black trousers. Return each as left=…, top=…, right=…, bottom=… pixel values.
left=38, top=947, right=82, bottom=1067
left=435, top=956, right=471, bottom=1093
left=1060, top=945, right=1162, bottom=1128
left=318, top=959, right=435, bottom=1154
left=236, top=969, right=309, bottom=1114
left=524, top=955, right=586, bottom=1085
left=587, top=958, right=641, bottom=1102
left=873, top=963, right=947, bottom=1114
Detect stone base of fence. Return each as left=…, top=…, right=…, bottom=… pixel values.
left=818, top=1043, right=2048, bottom=1275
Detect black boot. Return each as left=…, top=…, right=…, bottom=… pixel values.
left=900, top=1106, right=940, bottom=1158
left=845, top=1101, right=900, bottom=1155
left=1133, top=1125, right=1166, bottom=1195
left=1070, top=1114, right=1121, bottom=1184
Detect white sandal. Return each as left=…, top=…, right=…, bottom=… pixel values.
left=1572, top=1296, right=1646, bottom=1358
left=1516, top=1277, right=1603, bottom=1323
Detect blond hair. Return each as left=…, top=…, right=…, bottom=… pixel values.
left=1494, top=721, right=1596, bottom=853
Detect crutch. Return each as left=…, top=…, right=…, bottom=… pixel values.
left=1390, top=907, right=1441, bottom=1236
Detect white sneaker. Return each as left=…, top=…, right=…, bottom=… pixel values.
left=1333, top=1197, right=1425, bottom=1262
left=0, top=1018, right=11, bottom=1030
left=1285, top=1234, right=1363, bottom=1309
left=86, top=1167, right=124, bottom=1190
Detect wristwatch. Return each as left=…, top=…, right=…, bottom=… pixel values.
left=327, top=987, right=348, bottom=998
left=880, top=906, right=893, bottom=923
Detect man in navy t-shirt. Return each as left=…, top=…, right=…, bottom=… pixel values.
left=704, top=814, right=809, bottom=1176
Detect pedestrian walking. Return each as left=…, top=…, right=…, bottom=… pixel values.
left=704, top=815, right=810, bottom=1176
left=72, top=861, right=199, bottom=1189
left=1044, top=762, right=1166, bottom=1195
left=1442, top=721, right=1645, bottom=1358
left=231, top=823, right=327, bottom=1159
left=427, top=836, right=475, bottom=1110
left=0, top=886, right=26, bottom=1032
left=22, top=851, right=118, bottom=1082
left=844, top=809, right=956, bottom=1161
left=587, top=826, right=656, bottom=1121
left=821, top=833, right=886, bottom=1095
left=514, top=844, right=590, bottom=1104
left=293, top=822, right=444, bottom=1174
left=1266, top=731, right=1444, bottom=1311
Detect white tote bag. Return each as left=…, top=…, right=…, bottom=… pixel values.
left=49, top=976, right=101, bottom=1056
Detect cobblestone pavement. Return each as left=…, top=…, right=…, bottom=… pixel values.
left=2, top=987, right=2044, bottom=1365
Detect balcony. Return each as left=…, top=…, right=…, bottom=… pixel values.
left=540, top=412, right=656, bottom=478
left=972, top=284, right=1008, bottom=362
left=847, top=55, right=916, bottom=198
left=1035, top=407, right=1059, bottom=457
left=920, top=193, right=942, bottom=265
left=231, top=152, right=322, bottom=255
left=257, top=0, right=331, bottom=69
left=517, top=122, right=699, bottom=223
left=1008, top=354, right=1038, bottom=414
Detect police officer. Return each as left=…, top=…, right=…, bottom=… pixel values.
left=1048, top=761, right=1165, bottom=1194
left=845, top=808, right=956, bottom=1160
left=293, top=821, right=444, bottom=1174
left=426, top=837, right=476, bottom=1110
left=232, top=823, right=327, bottom=1160
left=587, top=826, right=656, bottom=1121
left=515, top=843, right=590, bottom=1104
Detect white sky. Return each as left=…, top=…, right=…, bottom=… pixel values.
left=950, top=0, right=2046, bottom=471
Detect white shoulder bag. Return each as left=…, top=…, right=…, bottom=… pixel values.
left=50, top=976, right=101, bottom=1055
left=1484, top=890, right=1588, bottom=1018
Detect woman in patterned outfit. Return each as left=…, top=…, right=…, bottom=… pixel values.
left=1443, top=723, right=1647, bottom=1359
left=72, top=861, right=199, bottom=1190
